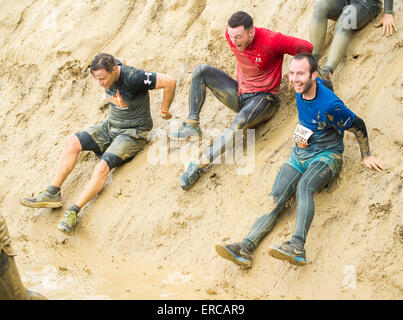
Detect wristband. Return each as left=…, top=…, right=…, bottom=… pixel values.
left=160, top=110, right=169, bottom=114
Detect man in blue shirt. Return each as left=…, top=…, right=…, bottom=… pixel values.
left=216, top=53, right=383, bottom=267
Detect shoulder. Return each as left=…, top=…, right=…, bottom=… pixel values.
left=121, top=65, right=145, bottom=81
left=317, top=79, right=341, bottom=106
left=255, top=27, right=278, bottom=40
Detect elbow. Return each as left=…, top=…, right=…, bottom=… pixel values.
left=304, top=41, right=313, bottom=54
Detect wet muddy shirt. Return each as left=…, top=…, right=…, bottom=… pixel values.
left=0, top=214, right=16, bottom=256
left=348, top=0, right=394, bottom=14
left=225, top=26, right=313, bottom=96
left=292, top=79, right=356, bottom=160
left=106, top=61, right=157, bottom=131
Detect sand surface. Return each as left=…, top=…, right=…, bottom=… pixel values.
left=0, top=0, right=402, bottom=299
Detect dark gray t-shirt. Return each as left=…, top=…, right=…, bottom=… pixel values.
left=105, top=62, right=157, bottom=131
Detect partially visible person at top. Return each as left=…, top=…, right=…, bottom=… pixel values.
left=170, top=11, right=314, bottom=191
left=215, top=53, right=384, bottom=268
left=0, top=213, right=46, bottom=300
left=310, top=0, right=397, bottom=88
left=20, top=53, right=176, bottom=236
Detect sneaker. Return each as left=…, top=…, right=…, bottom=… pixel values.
left=20, top=190, right=62, bottom=208
left=268, top=240, right=307, bottom=266
left=170, top=121, right=202, bottom=140
left=317, top=67, right=334, bottom=92
left=215, top=243, right=252, bottom=268
left=180, top=162, right=202, bottom=190
left=57, top=210, right=77, bottom=236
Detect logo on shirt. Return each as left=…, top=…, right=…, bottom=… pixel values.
left=255, top=57, right=262, bottom=63
left=107, top=89, right=128, bottom=108
left=144, top=72, right=152, bottom=85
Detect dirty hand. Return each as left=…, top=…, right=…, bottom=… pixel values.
left=363, top=156, right=384, bottom=172
left=375, top=14, right=397, bottom=36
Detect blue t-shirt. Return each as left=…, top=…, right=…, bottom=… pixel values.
left=106, top=60, right=157, bottom=131
left=292, top=78, right=356, bottom=160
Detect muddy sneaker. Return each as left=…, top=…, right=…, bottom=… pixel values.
left=215, top=242, right=252, bottom=268
left=20, top=190, right=62, bottom=208
left=268, top=240, right=307, bottom=266
left=317, top=67, right=334, bottom=92
left=180, top=162, right=202, bottom=190
left=170, top=121, right=202, bottom=140
left=57, top=210, right=77, bottom=236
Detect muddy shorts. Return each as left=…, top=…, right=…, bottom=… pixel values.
left=75, top=120, right=148, bottom=170
left=286, top=150, right=343, bottom=180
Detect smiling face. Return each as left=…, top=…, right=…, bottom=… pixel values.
left=289, top=57, right=317, bottom=96
left=227, top=25, right=255, bottom=51
left=92, top=66, right=119, bottom=89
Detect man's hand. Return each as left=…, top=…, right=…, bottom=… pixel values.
left=155, top=73, right=176, bottom=120
left=363, top=156, right=384, bottom=172
left=160, top=110, right=172, bottom=120
left=375, top=14, right=397, bottom=36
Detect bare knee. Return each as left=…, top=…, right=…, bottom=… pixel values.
left=93, top=160, right=110, bottom=177
left=64, top=134, right=82, bottom=154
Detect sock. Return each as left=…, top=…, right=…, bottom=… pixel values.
left=291, top=236, right=305, bottom=249
left=47, top=185, right=60, bottom=195
left=186, top=118, right=200, bottom=128
left=68, top=204, right=81, bottom=214
left=242, top=239, right=255, bottom=253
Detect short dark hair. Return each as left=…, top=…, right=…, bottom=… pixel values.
left=227, top=11, right=253, bottom=30
left=90, top=53, right=117, bottom=74
left=292, top=53, right=318, bottom=75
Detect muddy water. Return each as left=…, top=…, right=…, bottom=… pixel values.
left=20, top=247, right=218, bottom=300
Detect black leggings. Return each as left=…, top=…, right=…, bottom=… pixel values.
left=243, top=161, right=333, bottom=251
left=310, top=0, right=381, bottom=71
left=188, top=64, right=280, bottom=164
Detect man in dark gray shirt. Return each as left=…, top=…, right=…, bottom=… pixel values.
left=21, top=53, right=176, bottom=236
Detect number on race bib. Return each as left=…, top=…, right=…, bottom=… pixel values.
left=294, top=124, right=313, bottom=149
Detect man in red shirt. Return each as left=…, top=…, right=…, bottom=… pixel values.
left=172, top=11, right=313, bottom=190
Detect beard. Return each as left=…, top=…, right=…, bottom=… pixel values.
left=294, top=77, right=314, bottom=95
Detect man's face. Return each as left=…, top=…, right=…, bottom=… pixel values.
left=228, top=25, right=254, bottom=51
left=92, top=66, right=118, bottom=89
left=288, top=58, right=316, bottom=95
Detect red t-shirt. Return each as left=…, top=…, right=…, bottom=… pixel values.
left=225, top=26, right=313, bottom=95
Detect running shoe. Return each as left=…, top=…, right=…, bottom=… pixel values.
left=20, top=189, right=62, bottom=208
left=170, top=122, right=202, bottom=140
left=318, top=67, right=334, bottom=92
left=215, top=242, right=252, bottom=268
left=180, top=162, right=202, bottom=190
left=268, top=240, right=307, bottom=266
left=57, top=210, right=77, bottom=236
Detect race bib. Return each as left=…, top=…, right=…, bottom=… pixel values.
left=294, top=124, right=313, bottom=149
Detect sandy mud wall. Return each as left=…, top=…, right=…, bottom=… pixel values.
left=0, top=0, right=401, bottom=299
